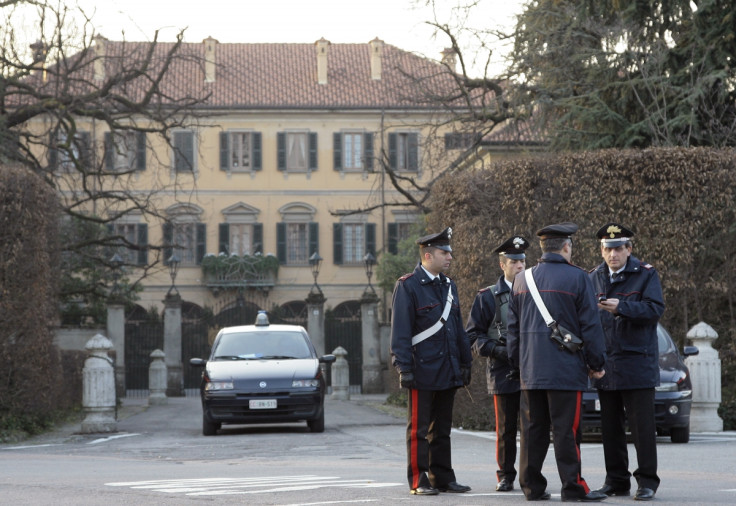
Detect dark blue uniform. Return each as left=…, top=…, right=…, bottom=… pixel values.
left=391, top=262, right=471, bottom=491
left=590, top=256, right=664, bottom=494
left=507, top=253, right=606, bottom=501
left=466, top=276, right=520, bottom=486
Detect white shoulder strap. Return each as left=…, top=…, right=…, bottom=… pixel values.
left=524, top=268, right=555, bottom=327
left=411, top=289, right=454, bottom=346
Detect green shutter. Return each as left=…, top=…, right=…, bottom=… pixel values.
left=163, top=222, right=173, bottom=264
left=309, top=222, right=319, bottom=258
left=253, top=132, right=262, bottom=171
left=137, top=223, right=148, bottom=266
left=408, top=133, right=418, bottom=171
left=277, top=132, right=286, bottom=171
left=333, top=223, right=343, bottom=265
left=104, top=132, right=113, bottom=170
left=309, top=132, right=318, bottom=171
left=253, top=223, right=263, bottom=253
left=276, top=223, right=287, bottom=264
left=388, top=133, right=397, bottom=169
left=364, top=132, right=373, bottom=171
left=48, top=132, right=58, bottom=170
left=196, top=223, right=206, bottom=265
left=388, top=223, right=398, bottom=254
left=333, top=132, right=342, bottom=171
left=136, top=131, right=146, bottom=171
left=366, top=223, right=376, bottom=256
left=219, top=132, right=229, bottom=171
left=218, top=223, right=229, bottom=254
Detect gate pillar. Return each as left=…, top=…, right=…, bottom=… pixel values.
left=106, top=303, right=125, bottom=398
left=360, top=291, right=383, bottom=393
left=306, top=291, right=326, bottom=356
left=163, top=293, right=183, bottom=397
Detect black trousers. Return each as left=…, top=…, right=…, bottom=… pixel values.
left=405, top=388, right=457, bottom=489
left=598, top=388, right=660, bottom=491
left=519, top=389, right=591, bottom=500
left=494, top=391, right=520, bottom=483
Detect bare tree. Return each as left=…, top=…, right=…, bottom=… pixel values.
left=1, top=0, right=210, bottom=321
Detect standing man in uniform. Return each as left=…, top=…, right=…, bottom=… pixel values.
left=590, top=223, right=665, bottom=502
left=507, top=222, right=608, bottom=502
left=465, top=235, right=529, bottom=492
left=390, top=227, right=473, bottom=496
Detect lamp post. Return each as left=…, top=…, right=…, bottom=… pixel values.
left=109, top=253, right=124, bottom=301
left=166, top=253, right=180, bottom=297
left=363, top=252, right=376, bottom=295
left=308, top=251, right=323, bottom=296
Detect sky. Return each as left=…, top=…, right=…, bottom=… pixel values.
left=68, top=0, right=526, bottom=74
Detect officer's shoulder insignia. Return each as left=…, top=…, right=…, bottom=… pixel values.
left=642, top=263, right=653, bottom=270
left=398, top=272, right=414, bottom=281
left=478, top=286, right=492, bottom=293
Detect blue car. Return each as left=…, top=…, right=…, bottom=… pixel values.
left=582, top=323, right=699, bottom=443
left=190, top=311, right=336, bottom=436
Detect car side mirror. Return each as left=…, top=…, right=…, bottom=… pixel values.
left=682, top=346, right=699, bottom=357
left=319, top=354, right=336, bottom=364
left=189, top=358, right=207, bottom=367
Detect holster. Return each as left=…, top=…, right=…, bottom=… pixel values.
left=549, top=322, right=583, bottom=353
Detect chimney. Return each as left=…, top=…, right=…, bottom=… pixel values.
left=93, top=35, right=107, bottom=81
left=315, top=38, right=330, bottom=85
left=29, top=40, right=47, bottom=81
left=203, top=36, right=218, bottom=83
left=441, top=47, right=457, bottom=73
left=369, top=38, right=384, bottom=80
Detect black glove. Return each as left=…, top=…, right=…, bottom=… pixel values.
left=461, top=367, right=471, bottom=386
left=506, top=368, right=520, bottom=381
left=492, top=345, right=509, bottom=362
left=399, top=371, right=416, bottom=389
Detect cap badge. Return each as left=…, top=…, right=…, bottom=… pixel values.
left=447, top=227, right=452, bottom=239
left=513, top=237, right=524, bottom=248
left=607, top=225, right=622, bottom=238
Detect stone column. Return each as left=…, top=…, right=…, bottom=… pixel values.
left=360, top=291, right=383, bottom=393
left=331, top=346, right=350, bottom=400
left=81, top=334, right=117, bottom=433
left=685, top=321, right=723, bottom=432
left=106, top=303, right=125, bottom=398
left=306, top=291, right=326, bottom=356
left=163, top=293, right=183, bottom=397
left=148, top=349, right=168, bottom=405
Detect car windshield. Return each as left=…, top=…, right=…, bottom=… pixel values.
left=212, top=331, right=312, bottom=360
left=657, top=324, right=675, bottom=357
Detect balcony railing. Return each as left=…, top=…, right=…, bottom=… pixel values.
left=201, top=253, right=278, bottom=289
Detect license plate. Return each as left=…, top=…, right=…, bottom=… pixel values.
left=594, top=399, right=601, bottom=412
left=249, top=399, right=277, bottom=409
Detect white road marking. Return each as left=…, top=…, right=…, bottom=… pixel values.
left=87, top=433, right=141, bottom=444
left=106, top=475, right=402, bottom=496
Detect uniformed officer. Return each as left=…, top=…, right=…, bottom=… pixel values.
left=506, top=222, right=608, bottom=502
left=390, top=227, right=473, bottom=496
left=589, top=223, right=665, bottom=502
left=465, top=235, right=529, bottom=492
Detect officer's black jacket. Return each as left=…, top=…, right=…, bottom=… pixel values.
left=465, top=275, right=520, bottom=395
left=390, top=263, right=472, bottom=391
left=589, top=255, right=665, bottom=390
left=507, top=253, right=606, bottom=391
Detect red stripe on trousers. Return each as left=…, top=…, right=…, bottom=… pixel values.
left=494, top=394, right=500, bottom=482
left=410, top=389, right=420, bottom=489
left=572, top=390, right=590, bottom=493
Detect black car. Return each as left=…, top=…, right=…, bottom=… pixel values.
left=582, top=323, right=699, bottom=443
left=190, top=311, right=336, bottom=436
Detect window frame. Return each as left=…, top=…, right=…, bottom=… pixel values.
left=219, top=130, right=262, bottom=173
left=277, top=131, right=318, bottom=173
left=333, top=131, right=374, bottom=172
left=388, top=132, right=419, bottom=172
left=173, top=130, right=196, bottom=173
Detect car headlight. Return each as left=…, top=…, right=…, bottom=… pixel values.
left=292, top=379, right=320, bottom=388
left=205, top=381, right=234, bottom=391
left=655, top=382, right=678, bottom=392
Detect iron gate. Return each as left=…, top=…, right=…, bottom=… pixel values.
left=325, top=301, right=362, bottom=391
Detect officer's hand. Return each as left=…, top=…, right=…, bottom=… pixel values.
left=492, top=345, right=508, bottom=362
left=506, top=368, right=520, bottom=381
left=399, top=372, right=416, bottom=389
left=589, top=368, right=605, bottom=380
left=461, top=367, right=471, bottom=386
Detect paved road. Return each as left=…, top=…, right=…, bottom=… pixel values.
left=1, top=394, right=735, bottom=505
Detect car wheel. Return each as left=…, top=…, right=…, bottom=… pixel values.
left=203, top=414, right=221, bottom=436
left=670, top=425, right=690, bottom=444
left=308, top=409, right=325, bottom=433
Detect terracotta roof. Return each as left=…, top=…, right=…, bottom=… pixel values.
left=483, top=115, right=549, bottom=146
left=23, top=40, right=459, bottom=111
